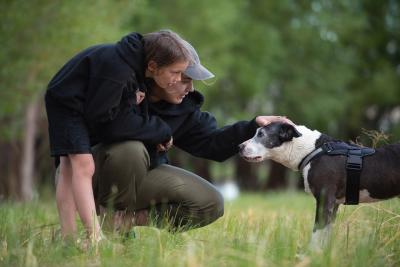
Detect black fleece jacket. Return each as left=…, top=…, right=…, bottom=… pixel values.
left=147, top=90, right=259, bottom=167
left=45, top=32, right=172, bottom=146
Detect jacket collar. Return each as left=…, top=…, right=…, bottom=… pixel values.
left=148, top=91, right=204, bottom=116
left=116, top=32, right=146, bottom=89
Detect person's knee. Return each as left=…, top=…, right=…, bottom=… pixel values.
left=69, top=154, right=95, bottom=178
left=207, top=189, right=224, bottom=220
left=189, top=186, right=224, bottom=223
left=94, top=141, right=149, bottom=208
left=185, top=188, right=224, bottom=228
left=105, top=141, right=149, bottom=168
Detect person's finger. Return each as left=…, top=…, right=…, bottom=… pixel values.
left=157, top=144, right=166, bottom=152
left=165, top=138, right=173, bottom=148
left=164, top=143, right=171, bottom=150
left=167, top=139, right=173, bottom=147
left=278, top=116, right=295, bottom=125
left=257, top=116, right=273, bottom=126
left=256, top=115, right=295, bottom=127
left=136, top=92, right=145, bottom=104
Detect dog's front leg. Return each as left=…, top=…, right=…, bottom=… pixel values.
left=310, top=189, right=338, bottom=250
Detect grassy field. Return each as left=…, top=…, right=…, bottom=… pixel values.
left=1, top=191, right=399, bottom=267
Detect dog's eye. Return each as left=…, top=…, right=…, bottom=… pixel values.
left=257, top=131, right=264, bottom=138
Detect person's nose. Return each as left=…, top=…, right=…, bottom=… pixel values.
left=175, top=73, right=182, bottom=83
left=187, top=81, right=194, bottom=92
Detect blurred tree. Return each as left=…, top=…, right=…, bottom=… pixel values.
left=0, top=0, right=135, bottom=200
left=340, top=0, right=400, bottom=142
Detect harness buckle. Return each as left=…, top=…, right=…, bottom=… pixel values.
left=346, top=150, right=362, bottom=171
left=322, top=143, right=333, bottom=153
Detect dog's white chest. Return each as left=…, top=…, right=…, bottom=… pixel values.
left=302, top=164, right=312, bottom=194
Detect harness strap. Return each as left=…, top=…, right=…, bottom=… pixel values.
left=345, top=149, right=363, bottom=204
left=298, top=147, right=324, bottom=171
left=298, top=141, right=375, bottom=205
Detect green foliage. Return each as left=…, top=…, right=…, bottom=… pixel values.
left=1, top=0, right=399, bottom=139
left=1, top=193, right=399, bottom=266
left=0, top=0, right=134, bottom=140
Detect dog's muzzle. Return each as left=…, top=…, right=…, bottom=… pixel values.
left=238, top=141, right=263, bottom=162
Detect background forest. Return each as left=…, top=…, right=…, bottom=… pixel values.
left=1, top=0, right=399, bottom=201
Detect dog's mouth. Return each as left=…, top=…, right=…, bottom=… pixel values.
left=242, top=156, right=263, bottom=162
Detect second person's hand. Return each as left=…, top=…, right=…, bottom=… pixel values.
left=157, top=137, right=173, bottom=152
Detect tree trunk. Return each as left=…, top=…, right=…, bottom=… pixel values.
left=0, top=143, right=12, bottom=200
left=264, top=160, right=287, bottom=191
left=235, top=156, right=258, bottom=190
left=0, top=141, right=21, bottom=200
left=20, top=98, right=40, bottom=201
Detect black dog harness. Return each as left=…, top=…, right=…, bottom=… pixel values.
left=298, top=142, right=375, bottom=205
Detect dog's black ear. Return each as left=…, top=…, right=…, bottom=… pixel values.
left=279, top=123, right=302, bottom=142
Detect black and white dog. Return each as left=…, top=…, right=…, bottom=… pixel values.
left=239, top=122, right=400, bottom=248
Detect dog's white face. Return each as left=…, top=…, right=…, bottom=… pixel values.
left=238, top=130, right=269, bottom=163
left=240, top=122, right=322, bottom=170
left=239, top=122, right=302, bottom=163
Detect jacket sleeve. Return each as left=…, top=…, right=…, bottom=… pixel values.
left=84, top=77, right=130, bottom=123
left=97, top=105, right=172, bottom=146
left=175, top=110, right=259, bottom=162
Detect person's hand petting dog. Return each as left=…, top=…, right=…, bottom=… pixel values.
left=255, top=115, right=294, bottom=127
left=157, top=137, right=173, bottom=152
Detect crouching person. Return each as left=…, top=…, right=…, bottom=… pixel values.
left=90, top=38, right=292, bottom=235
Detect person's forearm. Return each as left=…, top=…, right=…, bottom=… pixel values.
left=177, top=119, right=259, bottom=162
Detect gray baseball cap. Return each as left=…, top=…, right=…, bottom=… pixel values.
left=181, top=40, right=215, bottom=80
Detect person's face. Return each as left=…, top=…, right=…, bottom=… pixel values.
left=148, top=60, right=189, bottom=89
left=157, top=74, right=194, bottom=104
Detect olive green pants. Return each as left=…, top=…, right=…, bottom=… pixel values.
left=92, top=141, right=224, bottom=230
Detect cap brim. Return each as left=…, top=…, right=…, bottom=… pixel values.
left=184, top=64, right=215, bottom=80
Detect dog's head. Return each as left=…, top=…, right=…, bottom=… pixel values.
left=239, top=122, right=302, bottom=163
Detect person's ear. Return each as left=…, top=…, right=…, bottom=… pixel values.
left=147, top=60, right=158, bottom=73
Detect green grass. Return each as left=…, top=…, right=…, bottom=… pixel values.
left=1, top=192, right=399, bottom=267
